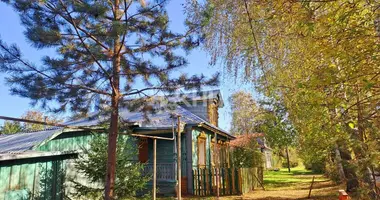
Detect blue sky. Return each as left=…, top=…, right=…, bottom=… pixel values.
left=0, top=0, right=255, bottom=131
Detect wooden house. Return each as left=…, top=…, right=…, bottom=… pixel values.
left=0, top=90, right=237, bottom=199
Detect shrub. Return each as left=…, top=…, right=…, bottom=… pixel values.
left=70, top=134, right=150, bottom=199
left=281, top=160, right=298, bottom=168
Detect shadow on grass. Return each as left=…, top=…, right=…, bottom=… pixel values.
left=225, top=193, right=338, bottom=200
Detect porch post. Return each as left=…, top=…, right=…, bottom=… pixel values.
left=177, top=116, right=182, bottom=200
left=186, top=126, right=193, bottom=194
left=215, top=133, right=219, bottom=198
left=153, top=139, right=157, bottom=200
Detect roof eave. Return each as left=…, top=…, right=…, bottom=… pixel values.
left=197, top=122, right=235, bottom=139
left=132, top=127, right=173, bottom=134
left=0, top=150, right=78, bottom=162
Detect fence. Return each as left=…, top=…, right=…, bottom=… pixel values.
left=143, top=163, right=176, bottom=181
left=192, top=167, right=263, bottom=196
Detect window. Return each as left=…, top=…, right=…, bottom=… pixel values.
left=197, top=132, right=207, bottom=167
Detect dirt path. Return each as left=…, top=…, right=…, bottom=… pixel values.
left=218, top=168, right=344, bottom=200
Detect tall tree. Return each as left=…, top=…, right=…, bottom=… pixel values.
left=187, top=0, right=379, bottom=196
left=0, top=0, right=218, bottom=199
left=0, top=121, right=23, bottom=134
left=259, top=101, right=298, bottom=172
left=229, top=91, right=263, bottom=135
left=22, top=110, right=62, bottom=130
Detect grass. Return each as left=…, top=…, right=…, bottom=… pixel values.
left=158, top=166, right=345, bottom=200
left=263, top=166, right=330, bottom=190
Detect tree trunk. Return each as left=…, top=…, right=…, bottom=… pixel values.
left=286, top=146, right=290, bottom=172
left=105, top=99, right=119, bottom=200
left=334, top=144, right=346, bottom=182
left=105, top=1, right=121, bottom=198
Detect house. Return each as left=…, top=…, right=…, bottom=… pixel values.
left=229, top=133, right=273, bottom=169
left=0, top=90, right=237, bottom=199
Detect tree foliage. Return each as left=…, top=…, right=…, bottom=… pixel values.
left=71, top=134, right=150, bottom=200
left=188, top=0, right=380, bottom=196
left=21, top=110, right=62, bottom=130
left=229, top=91, right=263, bottom=135
left=0, top=121, right=23, bottom=134
left=0, top=110, right=61, bottom=134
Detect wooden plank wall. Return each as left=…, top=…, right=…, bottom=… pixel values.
left=0, top=156, right=73, bottom=200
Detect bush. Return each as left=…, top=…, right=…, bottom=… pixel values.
left=325, top=161, right=341, bottom=183
left=231, top=138, right=264, bottom=168
left=70, top=134, right=150, bottom=199
left=303, top=159, right=325, bottom=173
left=281, top=160, right=298, bottom=168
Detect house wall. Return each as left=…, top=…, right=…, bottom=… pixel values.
left=0, top=131, right=118, bottom=199
left=35, top=131, right=93, bottom=152
left=0, top=154, right=75, bottom=200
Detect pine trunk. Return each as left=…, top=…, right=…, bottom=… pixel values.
left=105, top=98, right=119, bottom=199
left=105, top=1, right=121, bottom=198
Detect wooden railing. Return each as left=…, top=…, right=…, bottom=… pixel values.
left=143, top=162, right=176, bottom=181
left=192, top=167, right=263, bottom=196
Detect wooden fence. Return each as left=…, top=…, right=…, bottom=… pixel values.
left=192, top=167, right=263, bottom=196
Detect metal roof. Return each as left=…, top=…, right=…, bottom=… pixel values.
left=65, top=105, right=234, bottom=138
left=0, top=128, right=63, bottom=154
left=0, top=103, right=233, bottom=156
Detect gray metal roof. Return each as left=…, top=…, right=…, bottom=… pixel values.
left=65, top=105, right=233, bottom=137
left=0, top=103, right=233, bottom=155
left=66, top=105, right=208, bottom=128
left=0, top=128, right=63, bottom=154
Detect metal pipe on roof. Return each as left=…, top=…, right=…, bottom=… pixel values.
left=0, top=115, right=105, bottom=132
left=0, top=115, right=67, bottom=127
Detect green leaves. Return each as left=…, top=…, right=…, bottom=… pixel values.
left=190, top=0, right=380, bottom=195
left=348, top=122, right=355, bottom=129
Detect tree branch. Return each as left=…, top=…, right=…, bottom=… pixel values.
left=57, top=0, right=117, bottom=95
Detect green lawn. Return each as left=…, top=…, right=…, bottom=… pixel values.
left=263, top=166, right=330, bottom=190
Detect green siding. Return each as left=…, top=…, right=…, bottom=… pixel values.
left=35, top=131, right=93, bottom=152
left=4, top=189, right=29, bottom=200
left=0, top=155, right=73, bottom=200
left=148, top=136, right=174, bottom=163
left=145, top=133, right=187, bottom=178
left=0, top=166, right=11, bottom=200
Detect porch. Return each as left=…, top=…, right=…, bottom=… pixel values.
left=143, top=162, right=176, bottom=181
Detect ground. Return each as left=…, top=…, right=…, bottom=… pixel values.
left=219, top=166, right=344, bottom=200
left=162, top=166, right=344, bottom=200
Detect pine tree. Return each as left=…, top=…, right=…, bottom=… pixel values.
left=0, top=0, right=218, bottom=198
left=71, top=135, right=150, bottom=200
